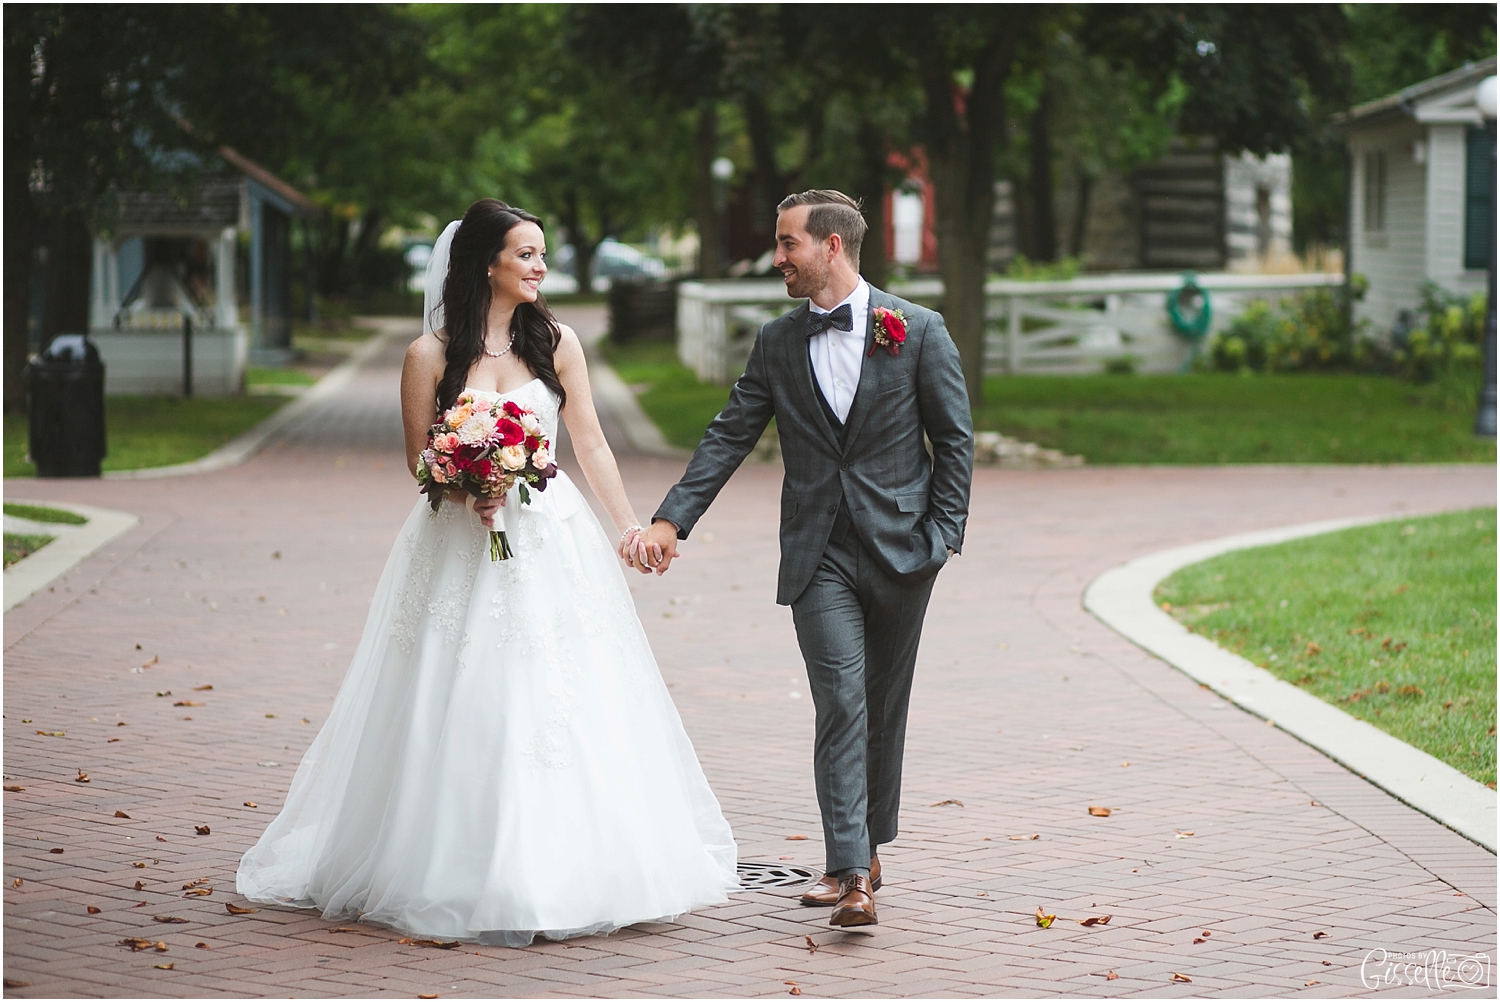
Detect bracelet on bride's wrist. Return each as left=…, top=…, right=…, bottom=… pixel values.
left=620, top=524, right=644, bottom=543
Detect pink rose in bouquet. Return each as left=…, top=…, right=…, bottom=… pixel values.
left=416, top=393, right=558, bottom=560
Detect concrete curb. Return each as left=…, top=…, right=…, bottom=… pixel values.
left=100, top=323, right=403, bottom=481
left=1084, top=513, right=1497, bottom=854
left=588, top=358, right=690, bottom=460
left=3, top=501, right=139, bottom=612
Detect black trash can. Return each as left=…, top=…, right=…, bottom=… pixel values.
left=26, top=334, right=107, bottom=477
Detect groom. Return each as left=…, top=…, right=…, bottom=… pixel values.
left=640, top=190, right=973, bottom=927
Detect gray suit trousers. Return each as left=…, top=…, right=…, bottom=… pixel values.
left=791, top=507, right=936, bottom=875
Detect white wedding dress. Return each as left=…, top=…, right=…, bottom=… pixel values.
left=237, top=378, right=739, bottom=946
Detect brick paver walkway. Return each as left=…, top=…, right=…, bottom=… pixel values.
left=5, top=317, right=1495, bottom=998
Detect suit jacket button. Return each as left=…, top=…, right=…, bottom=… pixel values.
left=840, top=462, right=849, bottom=470
left=827, top=504, right=836, bottom=514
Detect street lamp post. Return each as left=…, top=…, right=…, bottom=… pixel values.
left=1475, top=76, right=1496, bottom=438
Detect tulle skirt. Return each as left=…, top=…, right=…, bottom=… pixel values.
left=236, top=472, right=739, bottom=946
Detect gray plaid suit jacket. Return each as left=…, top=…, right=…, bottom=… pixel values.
left=653, top=286, right=974, bottom=606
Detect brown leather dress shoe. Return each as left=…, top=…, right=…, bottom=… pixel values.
left=798, top=856, right=881, bottom=906
left=828, top=874, right=877, bottom=927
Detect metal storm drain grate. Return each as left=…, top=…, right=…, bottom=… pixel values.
left=737, top=861, right=818, bottom=890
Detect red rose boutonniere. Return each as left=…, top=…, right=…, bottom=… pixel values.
left=870, top=307, right=908, bottom=357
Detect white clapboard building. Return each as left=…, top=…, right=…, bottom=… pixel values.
left=87, top=148, right=319, bottom=395
left=1342, top=57, right=1496, bottom=338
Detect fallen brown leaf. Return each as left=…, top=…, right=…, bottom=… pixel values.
left=4, top=785, right=24, bottom=792
left=156, top=836, right=167, bottom=842
left=397, top=938, right=461, bottom=949
left=142, top=655, right=159, bottom=668
left=1304, top=980, right=1320, bottom=986
left=929, top=798, right=964, bottom=807
left=4, top=979, right=33, bottom=988
left=134, top=880, right=145, bottom=890
left=1201, top=930, right=1211, bottom=937
left=183, top=887, right=212, bottom=897
left=115, top=810, right=131, bottom=819
left=152, top=962, right=174, bottom=970
left=1171, top=972, right=1192, bottom=983
left=224, top=902, right=258, bottom=915
left=1105, top=971, right=1118, bottom=980
left=182, top=878, right=210, bottom=888
left=173, top=701, right=204, bottom=708
left=804, top=934, right=817, bottom=954
left=133, top=862, right=147, bottom=869
left=133, top=901, right=147, bottom=907
left=1192, top=937, right=1206, bottom=944
left=49, top=847, right=63, bottom=854
left=788, top=989, right=801, bottom=997
left=418, top=995, right=439, bottom=1000
left=1313, top=930, right=1328, bottom=939
left=120, top=937, right=156, bottom=951
left=87, top=905, right=101, bottom=914
left=1088, top=806, right=1111, bottom=817
left=107, top=738, right=121, bottom=743
left=1008, top=833, right=1040, bottom=841
left=75, top=769, right=90, bottom=783
left=1175, top=830, right=1194, bottom=838
left=331, top=927, right=361, bottom=933
left=1078, top=915, right=1112, bottom=926
left=785, top=834, right=808, bottom=840
left=195, top=942, right=211, bottom=950
left=10, top=878, right=21, bottom=888
left=192, top=685, right=213, bottom=691
left=194, top=825, right=210, bottom=835
left=243, top=802, right=258, bottom=808
left=153, top=916, right=188, bottom=924
left=1035, top=906, right=1056, bottom=928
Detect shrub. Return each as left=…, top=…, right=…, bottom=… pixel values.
left=1392, top=283, right=1486, bottom=383
left=1207, top=287, right=1357, bottom=374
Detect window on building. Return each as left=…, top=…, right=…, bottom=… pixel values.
left=1463, top=125, right=1494, bottom=271
left=1363, top=150, right=1387, bottom=234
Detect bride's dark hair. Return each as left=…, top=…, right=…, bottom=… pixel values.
left=434, top=199, right=566, bottom=412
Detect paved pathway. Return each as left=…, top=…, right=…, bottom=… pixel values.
left=4, top=316, right=1495, bottom=998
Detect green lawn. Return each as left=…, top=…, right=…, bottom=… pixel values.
left=4, top=532, right=54, bottom=569
left=246, top=366, right=318, bottom=387
left=601, top=341, right=731, bottom=450
left=3, top=502, right=86, bottom=525
left=974, top=374, right=1495, bottom=464
left=600, top=345, right=1495, bottom=464
left=1156, top=508, right=1497, bottom=786
left=4, top=395, right=289, bottom=477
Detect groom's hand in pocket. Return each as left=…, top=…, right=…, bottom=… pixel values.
left=642, top=520, right=681, bottom=575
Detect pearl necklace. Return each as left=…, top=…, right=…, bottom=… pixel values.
left=483, top=333, right=515, bottom=359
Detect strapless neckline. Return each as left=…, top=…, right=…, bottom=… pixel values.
left=465, top=377, right=541, bottom=399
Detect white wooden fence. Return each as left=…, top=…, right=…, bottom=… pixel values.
left=677, top=272, right=1344, bottom=383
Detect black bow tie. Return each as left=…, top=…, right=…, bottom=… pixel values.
left=805, top=303, right=854, bottom=338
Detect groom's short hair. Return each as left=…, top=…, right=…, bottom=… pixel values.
left=778, top=190, right=866, bottom=266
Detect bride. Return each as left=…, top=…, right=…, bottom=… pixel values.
left=236, top=199, right=739, bottom=946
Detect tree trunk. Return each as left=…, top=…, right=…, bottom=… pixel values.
left=1028, top=83, right=1056, bottom=262
left=42, top=210, right=92, bottom=341
left=920, top=39, right=1012, bottom=409
left=742, top=90, right=779, bottom=252
left=1069, top=173, right=1093, bottom=258
left=692, top=104, right=723, bottom=279
left=855, top=115, right=889, bottom=290
left=4, top=192, right=35, bottom=415
left=5, top=7, right=36, bottom=411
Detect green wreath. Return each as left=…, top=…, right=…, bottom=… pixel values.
left=1166, top=272, right=1213, bottom=339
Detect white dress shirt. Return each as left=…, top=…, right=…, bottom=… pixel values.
left=807, top=279, right=869, bottom=424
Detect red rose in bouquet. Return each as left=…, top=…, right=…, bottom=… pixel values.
left=415, top=392, right=558, bottom=560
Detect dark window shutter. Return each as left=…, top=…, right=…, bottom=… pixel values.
left=1464, top=126, right=1495, bottom=271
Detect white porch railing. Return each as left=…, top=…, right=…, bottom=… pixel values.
left=677, top=272, right=1345, bottom=383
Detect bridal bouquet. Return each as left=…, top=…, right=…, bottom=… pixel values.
left=416, top=392, right=558, bottom=560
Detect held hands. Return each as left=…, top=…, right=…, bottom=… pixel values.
left=618, top=525, right=665, bottom=575
left=617, top=520, right=679, bottom=575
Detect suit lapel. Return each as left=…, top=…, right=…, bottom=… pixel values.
left=839, top=287, right=888, bottom=452
left=785, top=302, right=842, bottom=452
